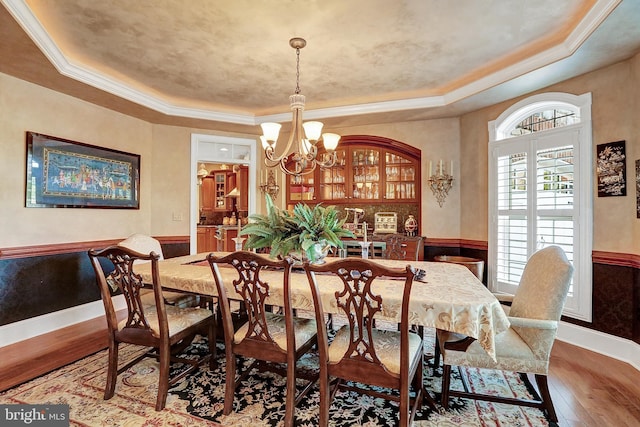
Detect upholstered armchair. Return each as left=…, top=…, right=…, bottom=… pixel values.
left=437, top=245, right=574, bottom=423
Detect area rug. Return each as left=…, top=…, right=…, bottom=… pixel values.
left=0, top=331, right=552, bottom=426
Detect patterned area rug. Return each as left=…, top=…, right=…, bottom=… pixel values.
left=0, top=332, right=552, bottom=426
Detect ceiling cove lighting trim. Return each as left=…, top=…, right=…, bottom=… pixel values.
left=1, top=0, right=620, bottom=125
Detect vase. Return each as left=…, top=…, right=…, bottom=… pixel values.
left=290, top=240, right=330, bottom=265
left=404, top=215, right=418, bottom=236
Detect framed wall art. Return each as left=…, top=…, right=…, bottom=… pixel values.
left=25, top=132, right=140, bottom=209
left=596, top=140, right=626, bottom=197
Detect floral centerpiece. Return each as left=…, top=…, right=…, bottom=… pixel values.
left=240, top=194, right=355, bottom=264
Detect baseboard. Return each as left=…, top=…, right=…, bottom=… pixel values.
left=557, top=321, right=640, bottom=370
left=0, top=315, right=109, bottom=392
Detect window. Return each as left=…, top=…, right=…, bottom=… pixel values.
left=488, top=93, right=592, bottom=321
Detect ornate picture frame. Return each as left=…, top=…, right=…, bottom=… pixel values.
left=25, top=132, right=140, bottom=209
left=596, top=140, right=626, bottom=197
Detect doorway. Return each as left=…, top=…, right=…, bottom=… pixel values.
left=190, top=133, right=257, bottom=254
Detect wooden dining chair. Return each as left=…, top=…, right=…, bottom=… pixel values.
left=437, top=245, right=573, bottom=422
left=303, top=258, right=429, bottom=427
left=88, top=245, right=216, bottom=411
left=380, top=234, right=425, bottom=344
left=206, top=251, right=318, bottom=427
left=381, top=234, right=423, bottom=261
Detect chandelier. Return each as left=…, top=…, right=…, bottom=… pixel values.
left=260, top=38, right=340, bottom=176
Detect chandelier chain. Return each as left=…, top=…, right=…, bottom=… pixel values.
left=295, top=47, right=301, bottom=95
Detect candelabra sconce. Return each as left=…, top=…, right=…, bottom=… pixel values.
left=260, top=169, right=280, bottom=198
left=428, top=160, right=454, bottom=207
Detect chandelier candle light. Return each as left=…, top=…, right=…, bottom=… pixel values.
left=260, top=38, right=341, bottom=176
left=428, top=159, right=454, bottom=207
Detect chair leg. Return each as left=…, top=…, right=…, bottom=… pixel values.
left=104, top=340, right=119, bottom=400
left=441, top=364, right=452, bottom=409
left=155, top=345, right=171, bottom=411
left=284, top=358, right=297, bottom=427
left=399, top=386, right=409, bottom=427
left=318, top=367, right=330, bottom=427
left=223, top=353, right=237, bottom=415
left=535, top=374, right=558, bottom=423
left=433, top=333, right=441, bottom=368
left=208, top=319, right=217, bottom=370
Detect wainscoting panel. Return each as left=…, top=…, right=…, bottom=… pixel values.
left=0, top=251, right=100, bottom=326
left=0, top=238, right=190, bottom=327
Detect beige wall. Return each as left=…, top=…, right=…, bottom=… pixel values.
left=459, top=51, right=640, bottom=254
left=0, top=73, right=152, bottom=247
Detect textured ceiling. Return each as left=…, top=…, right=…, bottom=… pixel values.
left=1, top=0, right=640, bottom=132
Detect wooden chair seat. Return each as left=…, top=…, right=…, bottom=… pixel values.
left=234, top=311, right=317, bottom=349
left=329, top=325, right=423, bottom=374
left=118, top=304, right=214, bottom=338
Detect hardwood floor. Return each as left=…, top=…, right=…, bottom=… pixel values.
left=548, top=341, right=640, bottom=426
left=1, top=319, right=639, bottom=426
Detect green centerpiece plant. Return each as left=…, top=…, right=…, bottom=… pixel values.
left=240, top=194, right=355, bottom=264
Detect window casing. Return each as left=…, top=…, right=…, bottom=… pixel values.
left=488, top=93, right=592, bottom=322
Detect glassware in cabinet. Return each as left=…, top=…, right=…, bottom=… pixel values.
left=214, top=171, right=228, bottom=210
left=384, top=152, right=417, bottom=200
left=351, top=148, right=380, bottom=200
left=288, top=173, right=315, bottom=201
left=319, top=149, right=347, bottom=201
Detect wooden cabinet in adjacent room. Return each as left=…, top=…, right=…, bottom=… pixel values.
left=213, top=171, right=236, bottom=211
left=237, top=165, right=249, bottom=212
left=200, top=176, right=216, bottom=212
left=197, top=226, right=217, bottom=253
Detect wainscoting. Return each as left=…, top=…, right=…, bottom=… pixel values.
left=0, top=237, right=189, bottom=326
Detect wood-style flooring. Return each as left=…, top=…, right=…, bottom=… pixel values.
left=1, top=320, right=639, bottom=426
left=548, top=340, right=640, bottom=426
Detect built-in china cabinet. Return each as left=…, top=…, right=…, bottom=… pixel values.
left=285, top=135, right=422, bottom=239
left=286, top=135, right=421, bottom=206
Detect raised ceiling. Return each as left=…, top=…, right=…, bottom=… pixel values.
left=1, top=0, right=639, bottom=133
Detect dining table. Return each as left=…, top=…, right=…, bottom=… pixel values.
left=133, top=252, right=510, bottom=361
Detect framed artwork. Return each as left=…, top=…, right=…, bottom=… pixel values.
left=596, top=140, right=626, bottom=197
left=26, top=132, right=140, bottom=208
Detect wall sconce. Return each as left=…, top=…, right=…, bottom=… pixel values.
left=260, top=169, right=280, bottom=198
left=428, top=159, right=454, bottom=207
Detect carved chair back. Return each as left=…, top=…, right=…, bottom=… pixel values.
left=305, top=258, right=416, bottom=382
left=382, top=234, right=423, bottom=261
left=89, top=246, right=165, bottom=341
left=207, top=251, right=295, bottom=357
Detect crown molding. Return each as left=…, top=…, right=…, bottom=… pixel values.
left=1, top=0, right=621, bottom=124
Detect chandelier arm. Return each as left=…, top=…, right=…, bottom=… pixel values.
left=315, top=151, right=337, bottom=168
left=264, top=107, right=303, bottom=166
left=279, top=157, right=317, bottom=176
